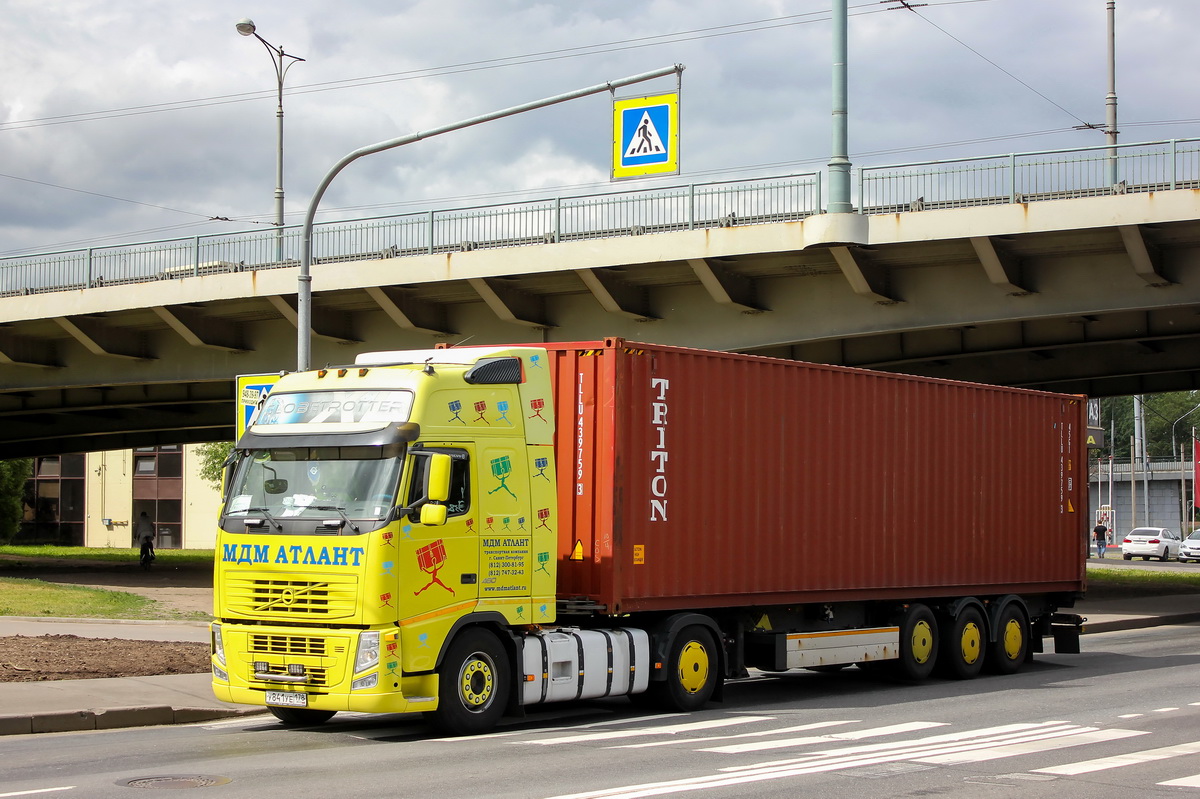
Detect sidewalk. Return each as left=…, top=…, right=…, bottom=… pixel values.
left=2, top=593, right=1199, bottom=736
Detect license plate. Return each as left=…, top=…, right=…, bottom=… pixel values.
left=265, top=690, right=307, bottom=708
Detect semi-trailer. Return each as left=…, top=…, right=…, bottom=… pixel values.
left=211, top=338, right=1087, bottom=734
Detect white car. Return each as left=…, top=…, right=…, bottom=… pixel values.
left=1121, top=527, right=1180, bottom=561
left=1179, top=530, right=1200, bottom=563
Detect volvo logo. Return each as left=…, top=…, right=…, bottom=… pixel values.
left=280, top=588, right=296, bottom=606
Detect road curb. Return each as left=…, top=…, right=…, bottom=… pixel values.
left=0, top=704, right=267, bottom=736
left=1082, top=611, right=1200, bottom=634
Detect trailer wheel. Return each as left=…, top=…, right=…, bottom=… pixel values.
left=268, top=707, right=337, bottom=726
left=428, top=628, right=510, bottom=736
left=986, top=604, right=1028, bottom=675
left=937, top=606, right=985, bottom=680
left=895, top=604, right=938, bottom=680
left=649, top=625, right=720, bottom=711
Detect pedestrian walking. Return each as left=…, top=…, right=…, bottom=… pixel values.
left=1093, top=523, right=1109, bottom=558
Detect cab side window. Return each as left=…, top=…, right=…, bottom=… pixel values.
left=407, top=450, right=470, bottom=520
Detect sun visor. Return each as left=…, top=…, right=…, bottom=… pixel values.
left=235, top=422, right=421, bottom=450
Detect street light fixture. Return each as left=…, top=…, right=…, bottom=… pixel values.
left=235, top=18, right=305, bottom=263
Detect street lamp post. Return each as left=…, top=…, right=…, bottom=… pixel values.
left=235, top=18, right=304, bottom=264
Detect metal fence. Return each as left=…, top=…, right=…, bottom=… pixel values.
left=859, top=138, right=1200, bottom=214
left=2, top=137, right=1198, bottom=299
left=0, top=173, right=820, bottom=297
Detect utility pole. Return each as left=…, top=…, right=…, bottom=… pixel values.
left=828, top=0, right=852, bottom=213
left=1105, top=1, right=1119, bottom=187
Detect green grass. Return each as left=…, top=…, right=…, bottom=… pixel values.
left=0, top=577, right=208, bottom=621
left=0, top=545, right=213, bottom=568
left=1087, top=567, right=1200, bottom=598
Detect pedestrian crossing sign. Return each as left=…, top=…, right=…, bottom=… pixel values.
left=613, top=92, right=679, bottom=180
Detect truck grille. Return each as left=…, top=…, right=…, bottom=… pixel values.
left=249, top=633, right=346, bottom=657
left=226, top=573, right=359, bottom=619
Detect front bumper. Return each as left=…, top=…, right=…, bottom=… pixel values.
left=210, top=622, right=438, bottom=715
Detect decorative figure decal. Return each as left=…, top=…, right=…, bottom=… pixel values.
left=386, top=660, right=399, bottom=678
left=473, top=400, right=490, bottom=424
left=533, top=456, right=550, bottom=479
left=535, top=551, right=551, bottom=574
left=516, top=605, right=526, bottom=620
left=529, top=354, right=543, bottom=368
left=485, top=517, right=495, bottom=532
left=417, top=633, right=431, bottom=649
left=414, top=539, right=455, bottom=596
left=448, top=400, right=465, bottom=424
left=528, top=398, right=548, bottom=421
left=400, top=523, right=413, bottom=540
left=518, top=516, right=527, bottom=530
left=381, top=530, right=395, bottom=547
left=466, top=518, right=476, bottom=533
left=502, top=517, right=512, bottom=531
left=488, top=456, right=518, bottom=499
left=496, top=400, right=512, bottom=425
left=536, top=507, right=552, bottom=530
left=380, top=591, right=394, bottom=608
left=381, top=560, right=394, bottom=577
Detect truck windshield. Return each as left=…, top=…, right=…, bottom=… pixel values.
left=224, top=444, right=403, bottom=533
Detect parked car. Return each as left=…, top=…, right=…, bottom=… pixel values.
left=1179, top=530, right=1200, bottom=563
left=1121, top=527, right=1181, bottom=561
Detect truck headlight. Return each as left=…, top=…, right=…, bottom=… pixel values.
left=211, top=623, right=226, bottom=667
left=355, top=631, right=380, bottom=673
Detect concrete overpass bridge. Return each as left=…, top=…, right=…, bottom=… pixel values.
left=1, top=137, right=1198, bottom=457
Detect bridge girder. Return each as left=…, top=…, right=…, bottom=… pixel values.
left=0, top=191, right=1198, bottom=457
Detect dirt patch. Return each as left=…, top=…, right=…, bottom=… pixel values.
left=0, top=634, right=211, bottom=682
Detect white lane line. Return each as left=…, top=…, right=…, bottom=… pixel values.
left=916, top=728, right=1147, bottom=764
left=0, top=789, right=75, bottom=798
left=1117, top=714, right=1144, bottom=719
left=526, top=716, right=775, bottom=745
left=1152, top=707, right=1180, bottom=713
left=1035, top=739, right=1200, bottom=775
left=614, top=720, right=859, bottom=749
left=1159, top=774, right=1200, bottom=788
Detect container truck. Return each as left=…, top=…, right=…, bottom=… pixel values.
left=211, top=338, right=1088, bottom=734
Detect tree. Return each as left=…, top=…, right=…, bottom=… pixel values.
left=1098, top=391, right=1200, bottom=460
left=196, top=442, right=234, bottom=490
left=0, top=458, right=32, bottom=543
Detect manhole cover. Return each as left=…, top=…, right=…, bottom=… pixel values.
left=118, top=775, right=232, bottom=789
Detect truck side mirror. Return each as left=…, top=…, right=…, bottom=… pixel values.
left=420, top=503, right=448, bottom=527
left=427, top=453, right=452, bottom=503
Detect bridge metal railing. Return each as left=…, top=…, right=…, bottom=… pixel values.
left=2, top=137, right=1198, bottom=299
left=859, top=137, right=1200, bottom=214
left=0, top=174, right=820, bottom=297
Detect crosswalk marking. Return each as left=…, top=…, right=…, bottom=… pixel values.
left=526, top=716, right=775, bottom=746
left=916, top=728, right=1146, bottom=764
left=1035, top=739, right=1200, bottom=775
left=614, top=720, right=858, bottom=749
left=701, top=721, right=947, bottom=755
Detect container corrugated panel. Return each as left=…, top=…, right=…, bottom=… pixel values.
left=546, top=338, right=1087, bottom=614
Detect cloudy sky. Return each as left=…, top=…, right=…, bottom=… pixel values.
left=1, top=0, right=1196, bottom=258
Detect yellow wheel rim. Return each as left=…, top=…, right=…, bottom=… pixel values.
left=1002, top=618, right=1024, bottom=660
left=910, top=620, right=934, bottom=665
left=677, top=640, right=711, bottom=695
left=960, top=621, right=982, bottom=665
left=459, top=656, right=495, bottom=709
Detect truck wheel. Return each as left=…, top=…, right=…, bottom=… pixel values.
left=936, top=606, right=985, bottom=680
left=649, top=626, right=720, bottom=711
left=268, top=707, right=337, bottom=726
left=985, top=604, right=1028, bottom=675
left=895, top=604, right=938, bottom=680
left=429, top=628, right=510, bottom=736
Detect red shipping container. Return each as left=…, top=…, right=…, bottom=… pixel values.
left=544, top=338, right=1088, bottom=614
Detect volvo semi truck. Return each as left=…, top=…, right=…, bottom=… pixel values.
left=211, top=338, right=1087, bottom=734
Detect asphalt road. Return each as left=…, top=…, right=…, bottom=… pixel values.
left=4, top=623, right=1200, bottom=799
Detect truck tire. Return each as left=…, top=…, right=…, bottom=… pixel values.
left=895, top=604, right=938, bottom=681
left=428, top=628, right=510, bottom=736
left=648, top=625, right=720, bottom=711
left=268, top=707, right=337, bottom=726
left=985, top=604, right=1028, bottom=674
left=936, top=606, right=985, bottom=680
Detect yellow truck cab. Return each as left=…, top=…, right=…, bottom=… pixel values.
left=212, top=347, right=567, bottom=734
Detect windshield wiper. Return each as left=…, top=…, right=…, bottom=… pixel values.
left=241, top=506, right=283, bottom=531
left=309, top=505, right=361, bottom=533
